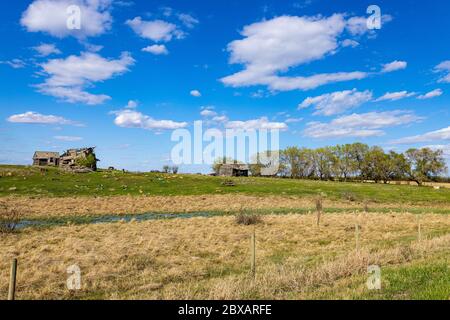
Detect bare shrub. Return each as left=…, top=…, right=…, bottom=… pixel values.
left=235, top=212, right=262, bottom=225
left=0, top=203, right=20, bottom=234
left=341, top=191, right=357, bottom=202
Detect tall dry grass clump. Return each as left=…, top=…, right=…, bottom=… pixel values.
left=0, top=202, right=20, bottom=234
left=363, top=201, right=369, bottom=213
left=235, top=211, right=262, bottom=225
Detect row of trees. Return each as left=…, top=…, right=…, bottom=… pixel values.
left=249, top=143, right=447, bottom=185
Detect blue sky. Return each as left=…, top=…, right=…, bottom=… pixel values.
left=0, top=0, right=449, bottom=172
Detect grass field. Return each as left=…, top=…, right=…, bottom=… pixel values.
left=0, top=165, right=449, bottom=300
left=1, top=165, right=450, bottom=205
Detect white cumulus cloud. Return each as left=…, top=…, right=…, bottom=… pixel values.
left=200, top=107, right=217, bottom=117
left=190, top=90, right=201, bottom=97
left=37, top=52, right=134, bottom=105
left=126, top=17, right=183, bottom=42
left=220, top=14, right=375, bottom=91
left=113, top=109, right=188, bottom=131
left=142, top=44, right=169, bottom=55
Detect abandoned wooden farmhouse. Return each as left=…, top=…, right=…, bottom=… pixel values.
left=32, top=147, right=98, bottom=171
left=218, top=164, right=249, bottom=177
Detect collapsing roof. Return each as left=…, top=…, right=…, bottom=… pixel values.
left=33, top=151, right=60, bottom=159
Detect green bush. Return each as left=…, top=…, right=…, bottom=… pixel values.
left=75, top=153, right=97, bottom=170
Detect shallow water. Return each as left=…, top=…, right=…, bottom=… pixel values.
left=16, top=211, right=225, bottom=230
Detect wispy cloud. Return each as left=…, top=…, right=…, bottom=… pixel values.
left=33, top=43, right=61, bottom=57
left=299, top=89, right=372, bottom=116
left=418, top=89, right=443, bottom=100
left=54, top=135, right=83, bottom=142
left=7, top=111, right=82, bottom=126
left=375, top=90, right=416, bottom=102
left=391, top=126, right=450, bottom=144
left=304, top=110, right=423, bottom=139
left=226, top=117, right=288, bottom=131
left=0, top=59, right=26, bottom=69
left=434, top=61, right=450, bottom=83
left=381, top=60, right=407, bottom=73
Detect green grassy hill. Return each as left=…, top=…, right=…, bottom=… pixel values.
left=1, top=165, right=450, bottom=204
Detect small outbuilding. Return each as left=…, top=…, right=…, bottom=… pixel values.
left=218, top=164, right=249, bottom=177
left=33, top=151, right=60, bottom=167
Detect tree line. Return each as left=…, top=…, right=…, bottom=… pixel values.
left=248, top=143, right=448, bottom=185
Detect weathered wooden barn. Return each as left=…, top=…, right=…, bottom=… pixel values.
left=32, top=147, right=98, bottom=171
left=218, top=164, right=249, bottom=177
left=60, top=147, right=97, bottom=170
left=32, top=151, right=60, bottom=167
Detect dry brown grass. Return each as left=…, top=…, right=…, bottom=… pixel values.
left=2, top=194, right=450, bottom=219
left=0, top=212, right=449, bottom=300
left=0, top=195, right=352, bottom=218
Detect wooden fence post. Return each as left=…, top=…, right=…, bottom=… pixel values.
left=418, top=220, right=422, bottom=242
left=250, top=229, right=256, bottom=278
left=8, top=258, right=17, bottom=300
left=355, top=223, right=360, bottom=252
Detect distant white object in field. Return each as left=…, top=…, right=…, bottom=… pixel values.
left=433, top=186, right=441, bottom=190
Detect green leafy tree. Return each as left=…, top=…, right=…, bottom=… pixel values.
left=405, top=148, right=447, bottom=185
left=313, top=147, right=336, bottom=180
left=331, top=144, right=356, bottom=181
left=348, top=143, right=370, bottom=179
left=280, top=147, right=302, bottom=178
left=387, top=151, right=410, bottom=181
left=361, top=147, right=390, bottom=183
